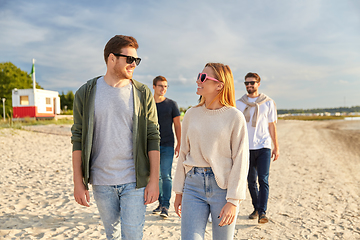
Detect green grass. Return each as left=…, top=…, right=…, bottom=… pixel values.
left=0, top=118, right=73, bottom=129
left=60, top=110, right=73, bottom=115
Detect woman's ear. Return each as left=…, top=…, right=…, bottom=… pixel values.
left=217, top=83, right=224, bottom=91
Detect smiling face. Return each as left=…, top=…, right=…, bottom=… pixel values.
left=196, top=66, right=223, bottom=98
left=111, top=46, right=138, bottom=80
left=153, top=80, right=168, bottom=97
left=245, top=77, right=260, bottom=95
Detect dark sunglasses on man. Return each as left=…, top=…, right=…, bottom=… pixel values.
left=244, top=81, right=258, bottom=86
left=112, top=53, right=141, bottom=66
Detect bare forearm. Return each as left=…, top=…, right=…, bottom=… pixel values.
left=174, top=126, right=181, bottom=146
left=173, top=117, right=181, bottom=145
left=269, top=122, right=279, bottom=149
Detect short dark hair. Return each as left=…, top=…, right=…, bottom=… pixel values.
left=104, top=35, right=139, bottom=64
left=245, top=72, right=261, bottom=82
left=153, top=76, right=167, bottom=86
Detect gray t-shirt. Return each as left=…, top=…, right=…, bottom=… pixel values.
left=90, top=77, right=136, bottom=185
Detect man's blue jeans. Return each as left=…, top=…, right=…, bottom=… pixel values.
left=247, top=148, right=271, bottom=215
left=181, top=167, right=237, bottom=240
left=158, top=146, right=174, bottom=209
left=92, top=183, right=145, bottom=240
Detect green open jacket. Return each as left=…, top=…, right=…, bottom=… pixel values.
left=71, top=76, right=160, bottom=189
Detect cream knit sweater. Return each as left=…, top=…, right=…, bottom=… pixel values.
left=173, top=104, right=249, bottom=206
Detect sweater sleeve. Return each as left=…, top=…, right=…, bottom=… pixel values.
left=71, top=85, right=85, bottom=152
left=145, top=86, right=161, bottom=152
left=225, top=111, right=249, bottom=204
left=172, top=109, right=191, bottom=194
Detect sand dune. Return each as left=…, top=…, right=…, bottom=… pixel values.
left=0, top=120, right=359, bottom=239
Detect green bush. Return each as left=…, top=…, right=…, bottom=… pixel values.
left=61, top=110, right=73, bottom=115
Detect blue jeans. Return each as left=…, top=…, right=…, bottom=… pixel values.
left=92, top=183, right=146, bottom=240
left=181, top=167, right=237, bottom=240
left=158, top=146, right=174, bottom=208
left=247, top=148, right=271, bottom=215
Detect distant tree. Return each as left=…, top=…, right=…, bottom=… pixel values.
left=0, top=62, right=42, bottom=118
left=59, top=90, right=74, bottom=110
left=179, top=107, right=187, bottom=113
left=179, top=106, right=193, bottom=114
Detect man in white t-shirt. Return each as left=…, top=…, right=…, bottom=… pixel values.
left=236, top=72, right=279, bottom=224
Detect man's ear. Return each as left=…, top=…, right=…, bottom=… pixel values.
left=108, top=53, right=116, bottom=65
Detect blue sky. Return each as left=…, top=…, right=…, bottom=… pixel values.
left=0, top=0, right=359, bottom=109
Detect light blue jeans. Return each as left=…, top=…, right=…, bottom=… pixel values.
left=92, top=183, right=146, bottom=240
left=159, top=146, right=175, bottom=208
left=181, top=167, right=237, bottom=240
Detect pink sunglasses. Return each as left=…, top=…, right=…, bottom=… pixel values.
left=197, top=73, right=221, bottom=83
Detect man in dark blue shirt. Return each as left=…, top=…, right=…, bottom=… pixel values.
left=152, top=76, right=181, bottom=218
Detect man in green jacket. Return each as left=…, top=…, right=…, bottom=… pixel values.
left=71, top=35, right=160, bottom=240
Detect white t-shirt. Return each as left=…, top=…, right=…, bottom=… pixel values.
left=236, top=96, right=277, bottom=150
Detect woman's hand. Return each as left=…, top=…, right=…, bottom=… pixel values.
left=218, top=202, right=237, bottom=227
left=174, top=194, right=183, bottom=218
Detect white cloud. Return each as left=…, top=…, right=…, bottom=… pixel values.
left=0, top=0, right=359, bottom=109
left=0, top=15, right=47, bottom=47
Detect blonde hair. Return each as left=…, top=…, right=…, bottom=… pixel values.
left=197, top=63, right=235, bottom=107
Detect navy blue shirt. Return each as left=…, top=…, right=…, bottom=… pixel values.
left=156, top=98, right=180, bottom=147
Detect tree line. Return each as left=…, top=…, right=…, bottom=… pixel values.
left=277, top=106, right=360, bottom=115
left=59, top=91, right=74, bottom=112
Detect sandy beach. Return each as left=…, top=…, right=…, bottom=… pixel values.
left=1, top=120, right=359, bottom=239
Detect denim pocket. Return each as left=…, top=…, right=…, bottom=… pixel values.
left=185, top=168, right=193, bottom=178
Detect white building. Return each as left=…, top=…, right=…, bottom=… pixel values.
left=12, top=88, right=60, bottom=119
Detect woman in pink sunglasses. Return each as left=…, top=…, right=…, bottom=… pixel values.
left=173, top=63, right=249, bottom=239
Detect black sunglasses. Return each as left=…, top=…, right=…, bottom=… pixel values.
left=244, top=81, right=258, bottom=86
left=112, top=53, right=141, bottom=66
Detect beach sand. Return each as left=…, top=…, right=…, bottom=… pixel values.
left=0, top=120, right=359, bottom=239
